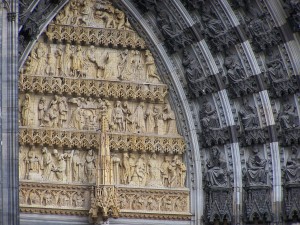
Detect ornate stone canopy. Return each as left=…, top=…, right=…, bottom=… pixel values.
left=0, top=0, right=299, bottom=224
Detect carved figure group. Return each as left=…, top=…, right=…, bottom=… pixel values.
left=121, top=153, right=186, bottom=188
left=20, top=147, right=96, bottom=184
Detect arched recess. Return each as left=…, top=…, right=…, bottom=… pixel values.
left=18, top=0, right=300, bottom=225
left=18, top=1, right=197, bottom=225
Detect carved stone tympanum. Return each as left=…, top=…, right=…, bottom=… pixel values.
left=19, top=0, right=190, bottom=222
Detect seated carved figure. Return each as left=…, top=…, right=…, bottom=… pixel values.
left=205, top=146, right=228, bottom=187
left=239, top=98, right=259, bottom=131
left=245, top=148, right=267, bottom=185
left=278, top=103, right=298, bottom=129
left=200, top=98, right=220, bottom=131
left=284, top=146, right=300, bottom=183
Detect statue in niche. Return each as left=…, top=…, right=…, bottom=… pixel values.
left=130, top=154, right=147, bottom=186
left=20, top=94, right=33, bottom=126
left=73, top=191, right=84, bottom=208
left=200, top=98, right=220, bottom=131
left=45, top=53, right=56, bottom=76
left=29, top=192, right=40, bottom=205
left=40, top=147, right=53, bottom=181
left=62, top=44, right=72, bottom=76
left=32, top=43, right=47, bottom=75
left=147, top=196, right=159, bottom=211
left=157, top=9, right=179, bottom=39
left=182, top=49, right=203, bottom=83
left=161, top=156, right=171, bottom=187
left=117, top=49, right=131, bottom=80
left=132, top=103, right=146, bottom=133
left=205, top=146, right=228, bottom=187
left=145, top=50, right=160, bottom=82
left=44, top=95, right=60, bottom=128
left=58, top=96, right=68, bottom=128
left=43, top=191, right=53, bottom=206
left=38, top=97, right=46, bottom=126
left=25, top=148, right=41, bottom=180
left=111, top=101, right=125, bottom=132
left=72, top=150, right=83, bottom=182
left=202, top=7, right=226, bottom=37
left=71, top=45, right=84, bottom=77
left=51, top=149, right=67, bottom=182
left=245, top=148, right=267, bottom=185
left=266, top=58, right=288, bottom=83
left=284, top=146, right=300, bottom=183
left=278, top=103, right=298, bottom=129
left=147, top=153, right=163, bottom=187
left=224, top=56, right=246, bottom=83
left=239, top=98, right=259, bottom=130
left=84, top=149, right=96, bottom=183
left=162, top=105, right=177, bottom=135
left=59, top=191, right=70, bottom=207
left=87, top=45, right=103, bottom=78
left=169, top=155, right=184, bottom=188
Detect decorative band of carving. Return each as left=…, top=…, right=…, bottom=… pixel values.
left=19, top=75, right=168, bottom=103
left=19, top=128, right=186, bottom=154
left=46, top=24, right=146, bottom=50
left=20, top=182, right=190, bottom=220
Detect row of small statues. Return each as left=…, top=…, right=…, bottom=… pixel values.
left=19, top=146, right=186, bottom=188
left=205, top=146, right=300, bottom=187
left=204, top=146, right=268, bottom=187
left=119, top=193, right=187, bottom=212
left=20, top=189, right=86, bottom=208
left=24, top=42, right=160, bottom=83
left=55, top=0, right=131, bottom=30
left=20, top=94, right=178, bottom=135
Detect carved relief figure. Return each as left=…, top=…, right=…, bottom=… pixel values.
left=71, top=45, right=84, bottom=77
left=284, top=146, right=300, bottom=183
left=205, top=146, right=228, bottom=187
left=26, top=148, right=41, bottom=180
left=111, top=101, right=125, bottom=132
left=239, top=98, right=259, bottom=130
left=118, top=49, right=131, bottom=80
left=145, top=105, right=156, bottom=133
left=46, top=53, right=56, bottom=76
left=130, top=154, right=147, bottom=186
left=87, top=45, right=103, bottom=78
left=85, top=149, right=96, bottom=183
left=45, top=95, right=60, bottom=128
left=147, top=153, right=163, bottom=187
left=51, top=149, right=66, bottom=182
left=62, top=44, right=72, bottom=76
left=245, top=148, right=267, bottom=185
left=20, top=94, right=33, bottom=126
left=278, top=103, right=298, bottom=129
left=162, top=105, right=177, bottom=135
left=38, top=97, right=46, bottom=126
left=69, top=97, right=84, bottom=129
left=72, top=150, right=83, bottom=182
left=145, top=50, right=160, bottom=82
left=33, top=43, right=48, bottom=75
left=43, top=191, right=53, bottom=206
left=161, top=156, right=171, bottom=186
left=122, top=153, right=130, bottom=184
left=58, top=96, right=68, bottom=128
left=40, top=147, right=53, bottom=181
left=133, top=103, right=146, bottom=133
left=73, top=191, right=84, bottom=207
left=200, top=98, right=220, bottom=131
left=19, top=146, right=27, bottom=179
left=224, top=56, right=245, bottom=83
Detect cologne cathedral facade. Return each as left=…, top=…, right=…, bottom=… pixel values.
left=1, top=0, right=300, bottom=225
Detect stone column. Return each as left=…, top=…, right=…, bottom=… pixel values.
left=0, top=0, right=19, bottom=225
